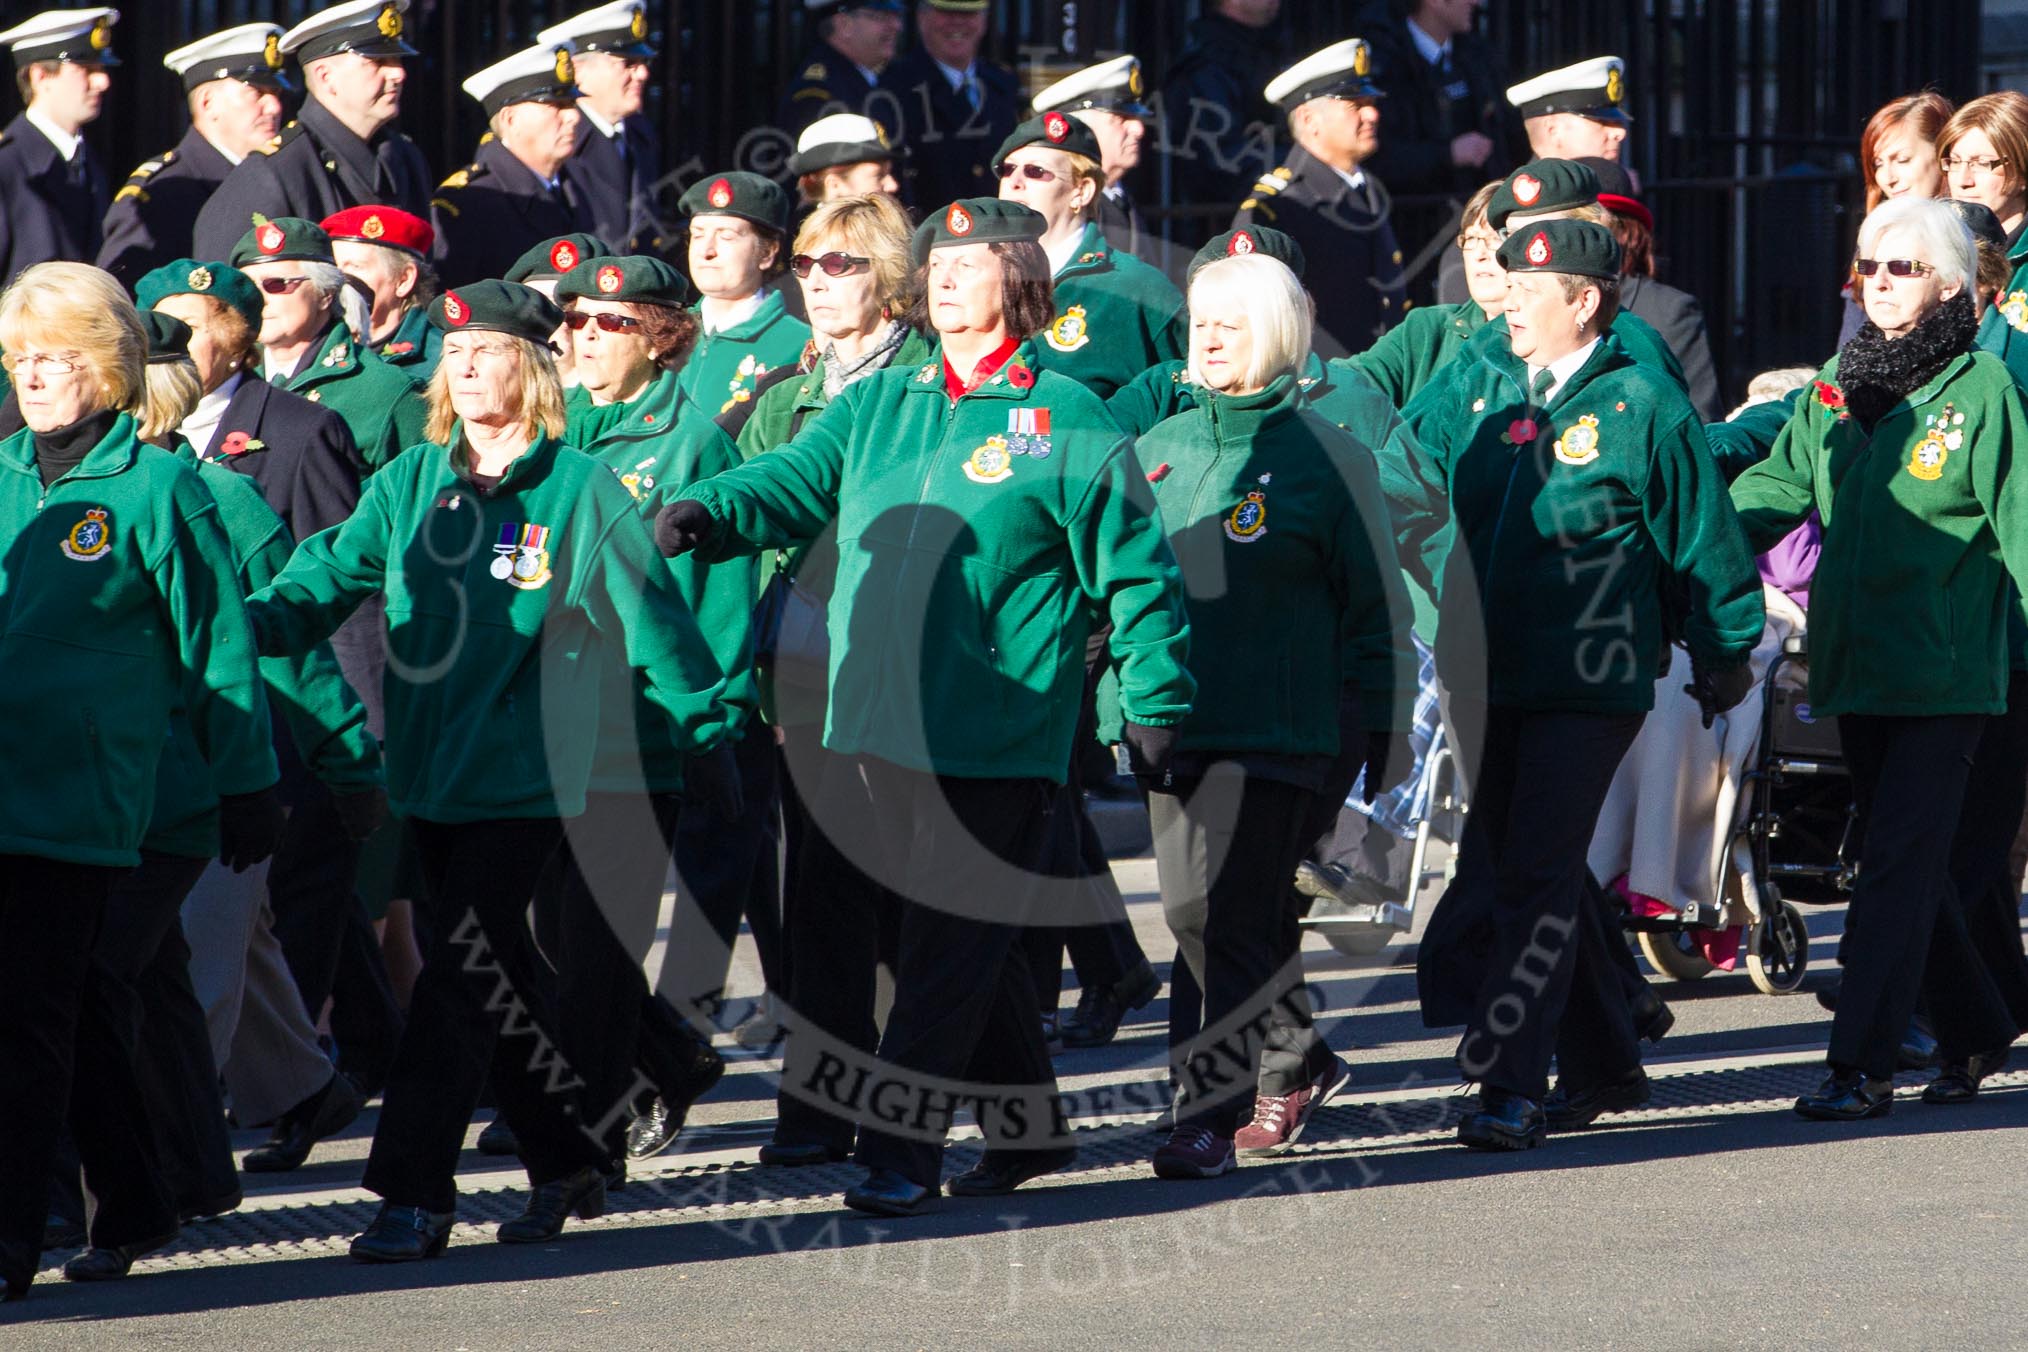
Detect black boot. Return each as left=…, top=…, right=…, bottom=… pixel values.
left=349, top=1203, right=454, bottom=1263
left=497, top=1166, right=606, bottom=1244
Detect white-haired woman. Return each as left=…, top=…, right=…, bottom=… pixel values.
left=1120, top=253, right=1413, bottom=1178
left=228, top=216, right=428, bottom=472
left=1734, top=194, right=2028, bottom=1118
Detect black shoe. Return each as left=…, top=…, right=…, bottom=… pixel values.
left=758, top=1140, right=850, bottom=1168
left=843, top=1168, right=938, bottom=1218
left=42, top=1214, right=84, bottom=1251
left=475, top=1117, right=520, bottom=1157
left=242, top=1071, right=362, bottom=1173
left=177, top=1190, right=243, bottom=1224
left=631, top=1036, right=727, bottom=1157
left=349, top=1203, right=454, bottom=1263
left=1545, top=1068, right=1652, bottom=1131
left=602, top=1158, right=627, bottom=1194
left=1630, top=988, right=1675, bottom=1045
left=1060, top=961, right=1161, bottom=1049
left=1899, top=1016, right=1940, bottom=1071
left=1457, top=1089, right=1546, bottom=1151
left=1795, top=1068, right=1894, bottom=1120
left=60, top=1231, right=176, bottom=1282
left=497, top=1166, right=606, bottom=1244
left=946, top=1147, right=1077, bottom=1197
left=1, top=1277, right=26, bottom=1302
left=1923, top=1045, right=2012, bottom=1105
left=624, top=1097, right=678, bottom=1161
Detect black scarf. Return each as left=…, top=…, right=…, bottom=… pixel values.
left=33, top=407, right=118, bottom=487
left=1836, top=289, right=1977, bottom=431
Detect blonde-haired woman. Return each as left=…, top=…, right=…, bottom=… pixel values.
left=1124, top=252, right=1414, bottom=1177
left=1941, top=92, right=2028, bottom=297
left=0, top=262, right=281, bottom=1298
left=245, top=279, right=736, bottom=1262
left=993, top=112, right=1184, bottom=396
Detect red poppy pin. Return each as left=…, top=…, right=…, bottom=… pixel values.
left=219, top=430, right=264, bottom=456
left=1008, top=362, right=1034, bottom=390
left=1148, top=462, right=1172, bottom=483
left=1503, top=418, right=1539, bottom=445
left=1814, top=380, right=1847, bottom=417
left=382, top=341, right=415, bottom=356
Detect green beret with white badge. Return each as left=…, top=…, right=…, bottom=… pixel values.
left=909, top=197, right=1047, bottom=266
left=1487, top=158, right=1600, bottom=230
left=506, top=232, right=613, bottom=284
left=1497, top=218, right=1622, bottom=281
left=555, top=254, right=692, bottom=307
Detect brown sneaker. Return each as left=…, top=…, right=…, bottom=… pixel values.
left=1234, top=1057, right=1347, bottom=1157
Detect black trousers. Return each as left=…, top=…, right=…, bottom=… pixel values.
left=1832, top=715, right=2017, bottom=1077
left=1021, top=782, right=1145, bottom=1011
left=1948, top=674, right=2028, bottom=1030
left=659, top=733, right=785, bottom=1013
left=850, top=759, right=1061, bottom=1188
left=1149, top=769, right=1327, bottom=1134
left=1418, top=702, right=1644, bottom=1100
left=362, top=818, right=605, bottom=1211
left=0, top=855, right=175, bottom=1289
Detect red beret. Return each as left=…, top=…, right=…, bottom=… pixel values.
left=320, top=205, right=435, bottom=258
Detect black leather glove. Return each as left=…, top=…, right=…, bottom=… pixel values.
left=655, top=499, right=716, bottom=558
left=683, top=742, right=745, bottom=822
left=332, top=785, right=389, bottom=843
left=1684, top=657, right=1756, bottom=729
left=1121, top=720, right=1178, bottom=778
left=217, top=787, right=286, bottom=872
left=1360, top=729, right=1415, bottom=804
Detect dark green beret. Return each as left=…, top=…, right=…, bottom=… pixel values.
left=678, top=171, right=789, bottom=233
left=909, top=198, right=1047, bottom=267
left=991, top=110, right=1103, bottom=170
left=1947, top=199, right=2006, bottom=251
left=555, top=254, right=693, bottom=308
left=228, top=216, right=333, bottom=268
left=505, top=232, right=614, bottom=284
left=1487, top=159, right=1600, bottom=230
left=1189, top=226, right=1307, bottom=282
left=1497, top=219, right=1623, bottom=281
left=428, top=279, right=565, bottom=344
left=136, top=258, right=264, bottom=332
left=142, top=311, right=193, bottom=364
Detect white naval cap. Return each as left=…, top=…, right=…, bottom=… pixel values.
left=0, top=7, right=118, bottom=69
left=1263, top=37, right=1380, bottom=112
left=163, top=23, right=288, bottom=92
left=535, top=0, right=657, bottom=59
left=1032, top=54, right=1151, bottom=118
left=281, top=0, right=416, bottom=64
left=1506, top=56, right=1631, bottom=125
left=788, top=112, right=894, bottom=176
left=462, top=41, right=579, bottom=117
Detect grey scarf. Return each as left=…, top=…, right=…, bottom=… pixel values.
left=821, top=321, right=909, bottom=398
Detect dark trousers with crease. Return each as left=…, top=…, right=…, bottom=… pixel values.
left=659, top=734, right=785, bottom=1015
left=1947, top=675, right=2028, bottom=1030
left=362, top=818, right=605, bottom=1212
left=1832, top=714, right=2017, bottom=1077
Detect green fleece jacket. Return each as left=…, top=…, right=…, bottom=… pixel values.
left=1344, top=301, right=1494, bottom=410
left=1029, top=222, right=1187, bottom=399
left=1730, top=350, right=2028, bottom=716
left=567, top=370, right=758, bottom=793
left=1405, top=337, right=1765, bottom=711
left=248, top=430, right=731, bottom=821
left=683, top=341, right=1194, bottom=781
left=267, top=320, right=428, bottom=472
left=677, top=288, right=812, bottom=418
left=0, top=416, right=277, bottom=866
left=1122, top=375, right=1413, bottom=751
left=148, top=452, right=381, bottom=858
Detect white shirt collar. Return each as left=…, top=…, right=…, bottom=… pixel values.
left=933, top=57, right=976, bottom=92
left=1326, top=163, right=1368, bottom=194
left=1529, top=337, right=1601, bottom=405
left=854, top=60, right=880, bottom=87
left=181, top=370, right=246, bottom=457
left=203, top=132, right=245, bottom=168
left=699, top=288, right=765, bottom=334
left=577, top=101, right=621, bottom=140
left=26, top=107, right=81, bottom=162
left=265, top=346, right=312, bottom=383
left=1044, top=230, right=1083, bottom=279
left=1406, top=18, right=1451, bottom=66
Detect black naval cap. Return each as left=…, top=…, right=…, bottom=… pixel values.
left=507, top=233, right=613, bottom=284
left=537, top=1, right=657, bottom=60
left=281, top=0, right=417, bottom=65
left=679, top=172, right=791, bottom=233
left=229, top=217, right=334, bottom=268
left=1487, top=159, right=1601, bottom=230
left=910, top=198, right=1046, bottom=267
left=1190, top=226, right=1307, bottom=282
left=992, top=111, right=1104, bottom=170
left=142, top=311, right=193, bottom=364
left=163, top=23, right=288, bottom=93
left=1498, top=219, right=1623, bottom=281
left=430, top=280, right=565, bottom=344
left=555, top=254, right=693, bottom=308
left=137, top=259, right=265, bottom=332
left=0, top=8, right=120, bottom=70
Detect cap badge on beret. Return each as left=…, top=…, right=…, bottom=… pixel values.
left=1043, top=111, right=1071, bottom=144
left=631, top=10, right=648, bottom=40
left=1525, top=231, right=1552, bottom=266
left=946, top=202, right=974, bottom=236
left=1229, top=231, right=1256, bottom=255
left=554, top=46, right=574, bottom=84
left=264, top=33, right=281, bottom=69
left=187, top=265, right=213, bottom=292
left=596, top=264, right=623, bottom=295
left=443, top=291, right=468, bottom=326
left=1513, top=174, right=1542, bottom=207
left=90, top=16, right=111, bottom=51
left=378, top=5, right=403, bottom=40
left=361, top=214, right=385, bottom=240
left=1606, top=67, right=1623, bottom=105
left=257, top=223, right=285, bottom=254
left=707, top=177, right=733, bottom=209
left=550, top=239, right=579, bottom=272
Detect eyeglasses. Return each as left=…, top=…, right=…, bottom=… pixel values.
left=995, top=162, right=1058, bottom=184
left=790, top=252, right=873, bottom=278
left=0, top=351, right=83, bottom=375
left=258, top=276, right=310, bottom=295
left=1456, top=230, right=1502, bottom=254
left=1942, top=154, right=2009, bottom=176
left=561, top=311, right=643, bottom=332
left=1852, top=257, right=1937, bottom=278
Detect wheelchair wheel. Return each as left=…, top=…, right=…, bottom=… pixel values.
left=1747, top=898, right=1810, bottom=995
left=1637, top=928, right=1716, bottom=981
left=1325, top=928, right=1395, bottom=958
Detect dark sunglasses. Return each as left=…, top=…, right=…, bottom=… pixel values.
left=561, top=311, right=643, bottom=332
left=995, top=162, right=1058, bottom=184
left=790, top=252, right=873, bottom=278
left=258, top=276, right=309, bottom=295
left=1852, top=257, right=1936, bottom=278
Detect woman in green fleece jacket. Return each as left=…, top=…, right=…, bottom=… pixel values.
left=0, top=265, right=281, bottom=1301
left=246, top=281, right=734, bottom=1264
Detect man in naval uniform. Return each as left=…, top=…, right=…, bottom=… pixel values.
left=1032, top=54, right=1155, bottom=264
left=775, top=0, right=903, bottom=140
left=540, top=0, right=663, bottom=256
left=0, top=7, right=118, bottom=285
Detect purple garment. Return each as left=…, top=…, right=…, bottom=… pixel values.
left=1757, top=513, right=1821, bottom=610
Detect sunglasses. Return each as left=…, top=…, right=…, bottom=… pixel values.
left=1852, top=257, right=1937, bottom=278
left=995, top=162, right=1058, bottom=184
left=561, top=311, right=643, bottom=332
left=790, top=252, right=873, bottom=278
left=258, top=276, right=310, bottom=295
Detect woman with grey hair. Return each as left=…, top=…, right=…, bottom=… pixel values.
left=229, top=216, right=427, bottom=472
left=1732, top=194, right=2028, bottom=1119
